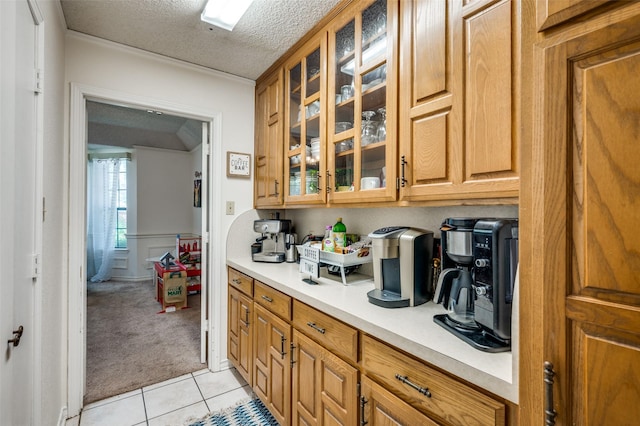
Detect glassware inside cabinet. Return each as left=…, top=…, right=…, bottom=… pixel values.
left=335, top=19, right=355, bottom=110
left=362, top=0, right=387, bottom=66
left=334, top=142, right=354, bottom=192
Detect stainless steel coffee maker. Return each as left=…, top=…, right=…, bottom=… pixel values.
left=251, top=219, right=292, bottom=263
left=433, top=218, right=518, bottom=352
left=367, top=226, right=434, bottom=308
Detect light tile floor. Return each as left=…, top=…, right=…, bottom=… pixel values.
left=65, top=368, right=252, bottom=426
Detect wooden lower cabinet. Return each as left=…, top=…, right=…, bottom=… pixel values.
left=360, top=375, right=438, bottom=426
left=253, top=302, right=292, bottom=425
left=227, top=285, right=253, bottom=386
left=361, top=335, right=505, bottom=426
left=291, top=330, right=358, bottom=426
left=227, top=269, right=513, bottom=426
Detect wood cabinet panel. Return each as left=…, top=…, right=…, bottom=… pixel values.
left=411, top=112, right=448, bottom=183
left=228, top=285, right=253, bottom=386
left=412, top=0, right=447, bottom=101
left=255, top=280, right=292, bottom=321
left=400, top=0, right=518, bottom=202
left=537, top=0, right=610, bottom=31
left=228, top=266, right=253, bottom=296
left=361, top=334, right=505, bottom=426
left=361, top=375, right=439, bottom=426
left=520, top=3, right=640, bottom=423
left=292, top=330, right=358, bottom=426
left=464, top=0, right=513, bottom=178
left=255, top=69, right=284, bottom=208
left=253, top=303, right=292, bottom=425
left=292, top=300, right=358, bottom=363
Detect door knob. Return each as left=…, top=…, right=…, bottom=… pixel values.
left=8, top=326, right=24, bottom=347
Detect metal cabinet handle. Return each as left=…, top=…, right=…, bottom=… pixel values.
left=307, top=322, right=325, bottom=334
left=243, top=307, right=250, bottom=325
left=360, top=395, right=368, bottom=426
left=261, top=295, right=273, bottom=303
left=290, top=341, right=296, bottom=368
left=395, top=374, right=431, bottom=397
left=544, top=361, right=557, bottom=425
left=232, top=278, right=241, bottom=285
left=274, top=179, right=279, bottom=196
left=400, top=155, right=408, bottom=187
left=326, top=170, right=332, bottom=193
left=280, top=336, right=286, bottom=360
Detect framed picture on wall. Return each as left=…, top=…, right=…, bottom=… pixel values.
left=194, top=179, right=201, bottom=207
left=226, top=152, right=251, bottom=178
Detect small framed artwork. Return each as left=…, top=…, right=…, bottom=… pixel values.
left=193, top=179, right=201, bottom=207
left=227, top=151, right=251, bottom=178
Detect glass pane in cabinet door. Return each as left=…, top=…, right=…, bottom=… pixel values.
left=306, top=48, right=321, bottom=98
left=334, top=140, right=354, bottom=192
left=305, top=109, right=320, bottom=195
left=360, top=63, right=387, bottom=188
left=335, top=19, right=355, bottom=133
left=289, top=62, right=302, bottom=142
left=362, top=0, right=387, bottom=66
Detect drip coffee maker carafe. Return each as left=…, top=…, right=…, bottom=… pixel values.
left=433, top=218, right=480, bottom=331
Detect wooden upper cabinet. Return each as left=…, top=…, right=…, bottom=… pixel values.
left=399, top=0, right=518, bottom=202
left=520, top=3, right=640, bottom=424
left=283, top=34, right=327, bottom=205
left=254, top=69, right=284, bottom=208
left=536, top=0, right=613, bottom=31
left=326, top=0, right=399, bottom=204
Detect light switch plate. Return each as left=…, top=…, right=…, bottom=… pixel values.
left=225, top=201, right=235, bottom=215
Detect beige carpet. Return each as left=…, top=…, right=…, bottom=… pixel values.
left=85, top=279, right=204, bottom=404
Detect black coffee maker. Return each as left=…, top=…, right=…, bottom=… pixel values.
left=434, top=218, right=518, bottom=352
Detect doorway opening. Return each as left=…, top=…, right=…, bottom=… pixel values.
left=67, top=83, right=222, bottom=415
left=84, top=100, right=206, bottom=403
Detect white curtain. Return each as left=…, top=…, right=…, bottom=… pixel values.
left=87, top=158, right=120, bottom=282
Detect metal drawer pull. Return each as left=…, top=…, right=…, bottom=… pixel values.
left=290, top=342, right=296, bottom=368
left=306, top=322, right=325, bottom=334
left=261, top=295, right=273, bottom=303
left=544, top=361, right=557, bottom=425
left=395, top=374, right=431, bottom=398
left=280, top=336, right=286, bottom=359
left=232, top=278, right=241, bottom=285
left=360, top=395, right=368, bottom=426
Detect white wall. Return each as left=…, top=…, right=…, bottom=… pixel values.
left=108, top=145, right=200, bottom=280
left=40, top=0, right=68, bottom=423
left=65, top=30, right=256, bottom=414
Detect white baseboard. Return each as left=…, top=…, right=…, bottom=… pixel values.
left=57, top=406, right=69, bottom=426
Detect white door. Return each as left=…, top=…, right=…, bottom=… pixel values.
left=200, top=122, right=210, bottom=363
left=0, top=0, right=41, bottom=424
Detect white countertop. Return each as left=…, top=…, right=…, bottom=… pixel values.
left=226, top=255, right=518, bottom=403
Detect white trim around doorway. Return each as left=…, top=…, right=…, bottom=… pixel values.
left=66, top=83, right=223, bottom=417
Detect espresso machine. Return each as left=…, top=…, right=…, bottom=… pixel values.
left=251, top=218, right=292, bottom=263
left=367, top=226, right=434, bottom=308
left=433, top=218, right=518, bottom=352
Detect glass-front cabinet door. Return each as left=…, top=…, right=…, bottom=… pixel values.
left=284, top=35, right=327, bottom=205
left=327, top=0, right=397, bottom=203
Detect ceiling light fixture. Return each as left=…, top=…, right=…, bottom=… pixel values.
left=201, top=0, right=254, bottom=31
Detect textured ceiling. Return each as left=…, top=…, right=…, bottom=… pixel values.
left=60, top=0, right=342, bottom=80
left=87, top=101, right=204, bottom=151
left=63, top=0, right=341, bottom=151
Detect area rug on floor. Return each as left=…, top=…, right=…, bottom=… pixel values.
left=188, top=397, right=279, bottom=426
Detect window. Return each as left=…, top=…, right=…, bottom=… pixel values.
left=114, top=159, right=127, bottom=248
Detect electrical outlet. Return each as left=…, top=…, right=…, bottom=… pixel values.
left=225, top=201, right=235, bottom=215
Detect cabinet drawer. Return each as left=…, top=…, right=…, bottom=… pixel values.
left=254, top=280, right=292, bottom=320
left=227, top=267, right=253, bottom=296
left=293, top=300, right=358, bottom=364
left=361, top=335, right=505, bottom=426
